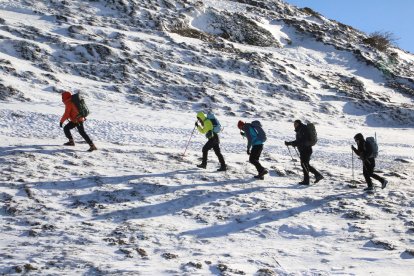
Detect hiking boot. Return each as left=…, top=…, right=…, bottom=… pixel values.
left=64, top=140, right=75, bottom=146
left=381, top=179, right=388, bottom=189
left=259, top=168, right=269, bottom=178
left=87, top=144, right=97, bottom=152
left=217, top=165, right=227, bottom=172
left=314, top=174, right=324, bottom=184
left=298, top=181, right=310, bottom=185
left=363, top=186, right=374, bottom=192
left=197, top=163, right=206, bottom=169
left=254, top=175, right=264, bottom=180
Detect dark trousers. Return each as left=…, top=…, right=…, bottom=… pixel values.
left=250, top=144, right=264, bottom=174
left=202, top=134, right=225, bottom=166
left=64, top=122, right=93, bottom=145
left=300, top=148, right=321, bottom=183
left=363, top=159, right=384, bottom=188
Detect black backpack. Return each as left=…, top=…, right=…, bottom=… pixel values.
left=366, top=137, right=378, bottom=158
left=71, top=93, right=89, bottom=118
left=306, top=123, right=317, bottom=146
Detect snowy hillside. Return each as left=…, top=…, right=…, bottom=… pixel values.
left=1, top=0, right=414, bottom=275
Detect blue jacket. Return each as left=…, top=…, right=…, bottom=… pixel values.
left=242, top=124, right=263, bottom=150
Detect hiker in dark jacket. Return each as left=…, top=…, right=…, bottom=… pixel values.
left=238, top=120, right=268, bottom=180
left=285, top=120, right=323, bottom=185
left=60, top=91, right=97, bottom=152
left=196, top=112, right=227, bottom=171
left=352, top=133, right=388, bottom=191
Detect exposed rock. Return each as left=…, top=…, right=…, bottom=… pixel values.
left=0, top=83, right=27, bottom=101
left=370, top=239, right=397, bottom=250
left=162, top=252, right=178, bottom=259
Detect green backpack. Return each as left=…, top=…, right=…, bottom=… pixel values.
left=71, top=93, right=89, bottom=118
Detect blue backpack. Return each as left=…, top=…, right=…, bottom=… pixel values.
left=207, top=112, right=222, bottom=133
left=251, top=120, right=267, bottom=142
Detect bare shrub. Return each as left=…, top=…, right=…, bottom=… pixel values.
left=363, top=31, right=397, bottom=52
left=300, top=7, right=321, bottom=19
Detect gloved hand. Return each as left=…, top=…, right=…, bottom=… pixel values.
left=195, top=122, right=199, bottom=127
left=284, top=141, right=290, bottom=146
left=60, top=122, right=63, bottom=128
left=351, top=145, right=356, bottom=151
left=247, top=149, right=251, bottom=155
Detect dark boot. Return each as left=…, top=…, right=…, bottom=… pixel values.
left=298, top=181, right=310, bottom=185
left=197, top=163, right=206, bottom=169
left=381, top=179, right=388, bottom=189
left=64, top=140, right=75, bottom=146
left=259, top=168, right=269, bottom=178
left=87, top=143, right=97, bottom=152
left=217, top=164, right=227, bottom=172
left=254, top=175, right=264, bottom=180
left=314, top=174, right=324, bottom=183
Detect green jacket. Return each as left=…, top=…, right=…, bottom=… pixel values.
left=196, top=112, right=214, bottom=139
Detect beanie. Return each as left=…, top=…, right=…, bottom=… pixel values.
left=237, top=120, right=245, bottom=130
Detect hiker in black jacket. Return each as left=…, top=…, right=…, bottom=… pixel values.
left=285, top=120, right=323, bottom=185
left=352, top=133, right=388, bottom=191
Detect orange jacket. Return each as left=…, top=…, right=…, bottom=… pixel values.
left=60, top=91, right=85, bottom=123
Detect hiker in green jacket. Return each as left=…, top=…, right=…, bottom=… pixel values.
left=195, top=112, right=227, bottom=171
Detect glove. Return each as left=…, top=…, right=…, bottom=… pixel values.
left=284, top=141, right=290, bottom=146
left=247, top=149, right=251, bottom=155
left=351, top=145, right=356, bottom=151
left=60, top=122, right=63, bottom=128
left=195, top=122, right=199, bottom=127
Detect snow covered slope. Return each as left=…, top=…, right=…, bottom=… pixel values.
left=1, top=0, right=414, bottom=275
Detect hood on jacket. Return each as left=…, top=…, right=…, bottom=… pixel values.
left=62, top=91, right=72, bottom=102
left=197, top=111, right=206, bottom=121
left=354, top=133, right=364, bottom=142
left=294, top=123, right=304, bottom=132
left=294, top=119, right=303, bottom=132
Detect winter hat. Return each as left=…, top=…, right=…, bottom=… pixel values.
left=237, top=120, right=245, bottom=130
left=354, top=133, right=364, bottom=141
left=62, top=91, right=72, bottom=102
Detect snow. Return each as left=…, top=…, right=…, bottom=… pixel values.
left=1, top=0, right=414, bottom=275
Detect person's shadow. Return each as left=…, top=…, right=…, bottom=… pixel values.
left=180, top=191, right=363, bottom=239
left=89, top=177, right=257, bottom=222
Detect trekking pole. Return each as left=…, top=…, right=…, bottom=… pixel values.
left=294, top=147, right=308, bottom=174
left=183, top=124, right=197, bottom=156
left=351, top=149, right=355, bottom=183
left=294, top=147, right=299, bottom=158
left=286, top=145, right=294, bottom=161
left=287, top=145, right=298, bottom=172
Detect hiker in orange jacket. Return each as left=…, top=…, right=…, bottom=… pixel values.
left=60, top=91, right=97, bottom=152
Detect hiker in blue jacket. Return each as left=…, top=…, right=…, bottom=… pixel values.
left=238, top=120, right=268, bottom=180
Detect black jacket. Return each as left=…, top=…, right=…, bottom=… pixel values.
left=289, top=123, right=312, bottom=154
left=352, top=139, right=374, bottom=163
